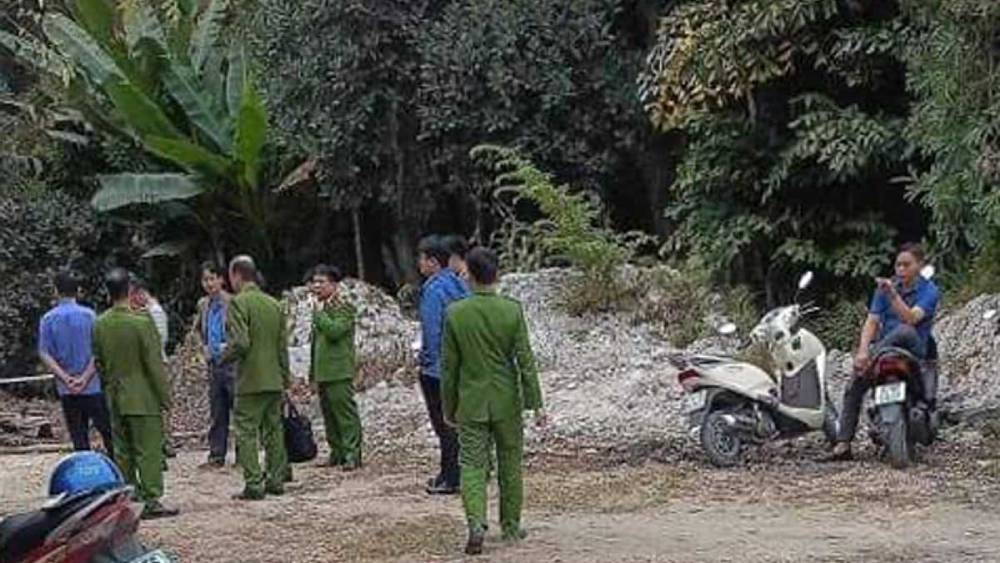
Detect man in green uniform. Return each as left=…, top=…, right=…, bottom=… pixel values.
left=308, top=264, right=362, bottom=469
left=223, top=255, right=292, bottom=500
left=441, top=247, right=546, bottom=555
left=92, top=269, right=178, bottom=519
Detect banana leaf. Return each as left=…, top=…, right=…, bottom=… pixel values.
left=92, top=173, right=204, bottom=211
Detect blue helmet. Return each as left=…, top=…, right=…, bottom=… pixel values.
left=48, top=451, right=125, bottom=498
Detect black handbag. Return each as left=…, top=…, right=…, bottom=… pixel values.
left=283, top=399, right=318, bottom=463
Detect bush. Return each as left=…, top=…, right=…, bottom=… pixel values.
left=0, top=188, right=111, bottom=379
left=473, top=145, right=652, bottom=314
left=634, top=261, right=759, bottom=348
left=809, top=298, right=868, bottom=352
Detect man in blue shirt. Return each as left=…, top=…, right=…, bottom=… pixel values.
left=831, top=243, right=941, bottom=461
left=38, top=270, right=113, bottom=458
left=418, top=235, right=471, bottom=494
left=194, top=262, right=234, bottom=468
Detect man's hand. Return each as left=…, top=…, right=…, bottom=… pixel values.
left=853, top=350, right=871, bottom=374
left=876, top=277, right=895, bottom=295
left=66, top=376, right=86, bottom=395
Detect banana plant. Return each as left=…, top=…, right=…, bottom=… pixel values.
left=0, top=0, right=273, bottom=257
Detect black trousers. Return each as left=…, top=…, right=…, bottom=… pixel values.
left=837, top=325, right=935, bottom=442
left=419, top=373, right=460, bottom=486
left=207, top=362, right=236, bottom=462
left=61, top=393, right=114, bottom=459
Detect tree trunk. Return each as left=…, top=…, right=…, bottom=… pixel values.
left=352, top=205, right=365, bottom=281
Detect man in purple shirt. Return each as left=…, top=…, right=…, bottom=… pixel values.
left=38, top=270, right=113, bottom=457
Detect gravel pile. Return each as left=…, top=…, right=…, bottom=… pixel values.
left=935, top=294, right=1000, bottom=423
left=158, top=273, right=1000, bottom=454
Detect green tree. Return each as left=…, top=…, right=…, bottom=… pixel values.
left=1, top=0, right=276, bottom=262
left=641, top=0, right=914, bottom=304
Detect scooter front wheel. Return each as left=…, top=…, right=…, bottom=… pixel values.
left=700, top=409, right=743, bottom=467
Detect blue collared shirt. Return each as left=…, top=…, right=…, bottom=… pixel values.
left=869, top=276, right=940, bottom=347
left=38, top=299, right=101, bottom=396
left=205, top=296, right=227, bottom=362
left=419, top=269, right=470, bottom=379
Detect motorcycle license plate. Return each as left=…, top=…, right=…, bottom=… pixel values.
left=130, top=550, right=171, bottom=563
left=684, top=391, right=707, bottom=413
left=874, top=382, right=906, bottom=405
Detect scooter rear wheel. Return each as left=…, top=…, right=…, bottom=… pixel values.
left=700, top=409, right=743, bottom=467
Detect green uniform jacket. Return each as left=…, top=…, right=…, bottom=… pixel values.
left=309, top=299, right=356, bottom=383
left=222, top=283, right=291, bottom=395
left=441, top=289, right=543, bottom=423
left=93, top=304, right=171, bottom=416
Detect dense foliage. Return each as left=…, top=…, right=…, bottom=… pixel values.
left=244, top=0, right=659, bottom=285
left=2, top=0, right=999, bottom=377
left=641, top=0, right=999, bottom=304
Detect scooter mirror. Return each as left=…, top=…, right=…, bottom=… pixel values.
left=718, top=323, right=738, bottom=336
left=984, top=309, right=998, bottom=321
left=920, top=264, right=936, bottom=280
left=797, top=271, right=814, bottom=290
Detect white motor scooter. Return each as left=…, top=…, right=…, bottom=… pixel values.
left=669, top=272, right=838, bottom=467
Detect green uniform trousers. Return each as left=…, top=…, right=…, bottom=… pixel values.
left=459, top=416, right=524, bottom=537
left=234, top=392, right=288, bottom=495
left=111, top=413, right=164, bottom=502
left=318, top=381, right=362, bottom=465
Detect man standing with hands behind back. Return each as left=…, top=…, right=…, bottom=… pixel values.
left=223, top=255, right=292, bottom=500
left=38, top=270, right=113, bottom=458
left=441, top=247, right=546, bottom=555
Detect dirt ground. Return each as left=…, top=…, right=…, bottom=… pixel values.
left=2, top=440, right=999, bottom=563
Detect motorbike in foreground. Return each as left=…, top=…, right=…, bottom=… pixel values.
left=670, top=272, right=838, bottom=467
left=865, top=300, right=996, bottom=469
left=0, top=452, right=170, bottom=563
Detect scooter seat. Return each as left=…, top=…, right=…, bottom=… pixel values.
left=874, top=346, right=919, bottom=363
left=0, top=491, right=103, bottom=563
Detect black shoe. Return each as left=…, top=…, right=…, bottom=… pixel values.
left=426, top=481, right=460, bottom=495
left=284, top=469, right=293, bottom=483
left=265, top=486, right=285, bottom=496
left=465, top=527, right=485, bottom=555
left=141, top=500, right=180, bottom=520
left=341, top=459, right=361, bottom=472
left=232, top=490, right=265, bottom=501
left=163, top=443, right=177, bottom=459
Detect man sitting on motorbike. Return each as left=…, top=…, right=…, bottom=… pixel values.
left=829, top=242, right=940, bottom=461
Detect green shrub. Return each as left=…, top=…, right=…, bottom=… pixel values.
left=473, top=145, right=652, bottom=314
left=634, top=262, right=759, bottom=348
left=809, top=298, right=868, bottom=352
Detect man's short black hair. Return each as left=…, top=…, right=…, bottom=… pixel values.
left=54, top=270, right=80, bottom=297
left=201, top=261, right=225, bottom=277
left=466, top=247, right=499, bottom=285
left=442, top=234, right=470, bottom=260
left=898, top=242, right=925, bottom=263
left=417, top=235, right=450, bottom=269
left=105, top=268, right=131, bottom=301
left=311, top=264, right=343, bottom=283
